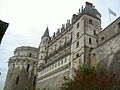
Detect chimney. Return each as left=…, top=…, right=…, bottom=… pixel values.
left=86, top=2, right=93, bottom=7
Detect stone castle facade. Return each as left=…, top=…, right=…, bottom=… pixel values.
left=4, top=2, right=120, bottom=90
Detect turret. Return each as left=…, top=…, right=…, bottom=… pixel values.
left=4, top=46, right=38, bottom=90
left=38, top=27, right=50, bottom=69
left=71, top=2, right=102, bottom=69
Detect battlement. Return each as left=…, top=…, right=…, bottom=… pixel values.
left=13, top=46, right=38, bottom=59
left=15, top=46, right=38, bottom=52
left=49, top=2, right=101, bottom=43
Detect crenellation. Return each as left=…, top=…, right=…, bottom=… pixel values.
left=66, top=19, right=71, bottom=28
left=61, top=24, right=65, bottom=31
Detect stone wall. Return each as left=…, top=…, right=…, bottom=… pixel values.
left=91, top=30, right=120, bottom=73
left=37, top=70, right=70, bottom=90
left=4, top=65, right=37, bottom=90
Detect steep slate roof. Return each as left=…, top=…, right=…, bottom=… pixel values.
left=83, top=2, right=101, bottom=18
left=42, top=27, right=50, bottom=38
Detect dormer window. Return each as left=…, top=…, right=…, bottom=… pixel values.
left=89, top=19, right=93, bottom=25
left=46, top=38, right=48, bottom=41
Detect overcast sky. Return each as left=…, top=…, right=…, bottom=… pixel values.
left=0, top=0, right=120, bottom=89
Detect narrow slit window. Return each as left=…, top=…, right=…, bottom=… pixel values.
left=33, top=76, right=36, bottom=86
left=94, top=30, right=96, bottom=35
left=89, top=38, right=92, bottom=44
left=76, top=22, right=79, bottom=28
left=27, top=64, right=30, bottom=72
left=29, top=53, right=32, bottom=57
left=16, top=75, right=19, bottom=85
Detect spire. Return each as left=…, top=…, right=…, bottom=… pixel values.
left=42, top=27, right=50, bottom=38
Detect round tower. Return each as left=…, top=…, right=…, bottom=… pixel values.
left=4, top=46, right=38, bottom=90
left=38, top=27, right=50, bottom=68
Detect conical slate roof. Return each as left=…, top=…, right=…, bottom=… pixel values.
left=42, top=27, right=50, bottom=38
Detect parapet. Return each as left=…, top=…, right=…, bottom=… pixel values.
left=13, top=46, right=38, bottom=59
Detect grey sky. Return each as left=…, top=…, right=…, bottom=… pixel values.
left=0, top=0, right=120, bottom=89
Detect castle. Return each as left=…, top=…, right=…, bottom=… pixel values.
left=4, top=2, right=120, bottom=90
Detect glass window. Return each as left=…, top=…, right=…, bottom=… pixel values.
left=16, top=75, right=19, bottom=85
left=76, top=41, right=79, bottom=48
left=94, top=30, right=96, bottom=35
left=29, top=53, right=32, bottom=57
left=52, top=65, right=54, bottom=69
left=64, top=58, right=67, bottom=63
left=33, top=76, right=36, bottom=86
left=58, top=61, right=60, bottom=66
left=118, top=22, right=120, bottom=28
left=89, top=19, right=93, bottom=25
left=27, top=64, right=30, bottom=72
left=55, top=63, right=57, bottom=68
left=76, top=22, right=79, bottom=28
left=89, top=38, right=92, bottom=44
left=61, top=60, right=63, bottom=64
left=76, top=53, right=79, bottom=58
left=76, top=32, right=79, bottom=38
left=101, top=37, right=104, bottom=41
left=50, top=66, right=51, bottom=70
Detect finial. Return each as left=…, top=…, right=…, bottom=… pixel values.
left=81, top=5, right=83, bottom=13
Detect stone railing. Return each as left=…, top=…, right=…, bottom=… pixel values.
left=46, top=39, right=72, bottom=60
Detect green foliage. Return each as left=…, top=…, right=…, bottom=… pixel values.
left=60, top=64, right=120, bottom=90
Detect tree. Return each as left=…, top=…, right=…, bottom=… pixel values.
left=60, top=64, right=120, bottom=90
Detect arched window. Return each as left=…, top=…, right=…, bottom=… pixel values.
left=16, top=75, right=19, bottom=85
left=27, top=64, right=30, bottom=72
left=33, top=76, right=36, bottom=86
left=29, top=53, right=32, bottom=57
